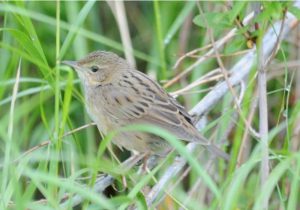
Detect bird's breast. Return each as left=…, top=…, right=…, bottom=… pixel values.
left=84, top=88, right=112, bottom=134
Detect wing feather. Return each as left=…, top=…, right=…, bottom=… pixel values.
left=100, top=70, right=207, bottom=144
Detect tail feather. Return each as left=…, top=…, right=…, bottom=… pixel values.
left=194, top=133, right=229, bottom=161
left=206, top=144, right=229, bottom=161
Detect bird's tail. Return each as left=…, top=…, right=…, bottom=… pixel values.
left=206, top=144, right=230, bottom=161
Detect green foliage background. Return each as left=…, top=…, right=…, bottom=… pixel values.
left=1, top=1, right=300, bottom=210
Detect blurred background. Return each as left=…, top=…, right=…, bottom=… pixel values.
left=1, top=1, right=300, bottom=209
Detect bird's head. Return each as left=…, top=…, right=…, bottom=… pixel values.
left=63, top=51, right=129, bottom=87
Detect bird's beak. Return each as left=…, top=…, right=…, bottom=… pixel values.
left=62, top=60, right=79, bottom=69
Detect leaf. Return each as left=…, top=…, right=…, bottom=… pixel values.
left=0, top=28, right=54, bottom=84
left=267, top=2, right=284, bottom=20
left=193, top=12, right=232, bottom=29
left=1, top=28, right=44, bottom=63
left=224, top=37, right=246, bottom=54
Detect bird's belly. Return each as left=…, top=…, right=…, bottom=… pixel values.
left=85, top=100, right=110, bottom=134
left=111, top=131, right=148, bottom=152
left=112, top=131, right=172, bottom=155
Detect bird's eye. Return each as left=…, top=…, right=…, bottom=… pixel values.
left=90, top=66, right=99, bottom=72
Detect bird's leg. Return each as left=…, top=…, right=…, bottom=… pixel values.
left=137, top=153, right=161, bottom=175
left=116, top=154, right=145, bottom=189
left=120, top=153, right=146, bottom=170
left=142, top=152, right=150, bottom=173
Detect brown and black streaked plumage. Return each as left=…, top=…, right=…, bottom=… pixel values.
left=63, top=51, right=229, bottom=160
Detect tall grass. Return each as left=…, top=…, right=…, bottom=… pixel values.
left=0, top=1, right=300, bottom=210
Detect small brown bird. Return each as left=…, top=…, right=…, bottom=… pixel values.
left=63, top=51, right=228, bottom=160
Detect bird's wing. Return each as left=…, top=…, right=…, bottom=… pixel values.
left=101, top=70, right=209, bottom=145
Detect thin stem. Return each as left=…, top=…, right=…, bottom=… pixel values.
left=257, top=17, right=269, bottom=210
left=108, top=0, right=136, bottom=67
left=154, top=0, right=167, bottom=80
left=55, top=0, right=61, bottom=142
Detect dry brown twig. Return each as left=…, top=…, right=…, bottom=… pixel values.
left=197, top=3, right=260, bottom=140
left=173, top=87, right=214, bottom=96
left=170, top=68, right=225, bottom=97
left=164, top=10, right=255, bottom=88
left=174, top=48, right=251, bottom=70
left=236, top=88, right=258, bottom=167
left=266, top=7, right=287, bottom=64
left=193, top=49, right=252, bottom=58
left=267, top=60, right=300, bottom=79
left=173, top=43, right=213, bottom=69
